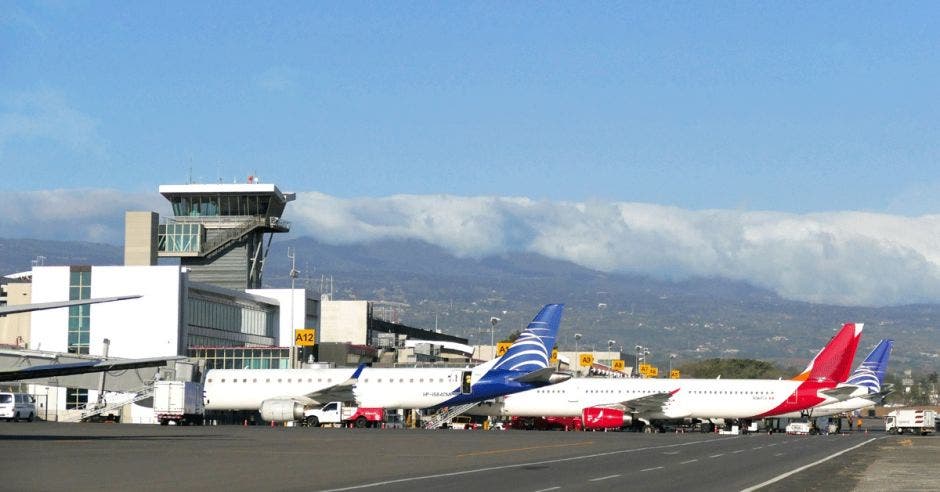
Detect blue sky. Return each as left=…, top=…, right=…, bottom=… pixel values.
left=3, top=2, right=940, bottom=306
left=3, top=2, right=938, bottom=212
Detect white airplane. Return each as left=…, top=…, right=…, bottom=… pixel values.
left=773, top=338, right=893, bottom=419
left=204, top=303, right=569, bottom=422
left=470, top=322, right=867, bottom=432
left=0, top=295, right=183, bottom=381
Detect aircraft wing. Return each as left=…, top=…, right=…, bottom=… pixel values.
left=511, top=367, right=564, bottom=384
left=0, top=355, right=183, bottom=382
left=295, top=364, right=366, bottom=405
left=818, top=385, right=862, bottom=402
left=606, top=389, right=680, bottom=414
left=0, top=295, right=142, bottom=316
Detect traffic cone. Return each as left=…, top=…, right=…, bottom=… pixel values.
left=243, top=419, right=247, bottom=427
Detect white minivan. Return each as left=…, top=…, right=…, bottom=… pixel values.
left=0, top=392, right=37, bottom=422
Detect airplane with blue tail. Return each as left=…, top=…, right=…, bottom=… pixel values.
left=203, top=303, right=570, bottom=422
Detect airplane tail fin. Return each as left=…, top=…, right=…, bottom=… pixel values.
left=485, top=303, right=563, bottom=375
left=790, top=323, right=864, bottom=384
left=845, top=339, right=893, bottom=393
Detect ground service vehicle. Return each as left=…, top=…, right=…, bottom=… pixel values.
left=303, top=401, right=385, bottom=428
left=885, top=409, right=938, bottom=435
left=0, top=392, right=36, bottom=422
left=154, top=381, right=204, bottom=425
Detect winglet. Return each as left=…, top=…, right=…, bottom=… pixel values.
left=350, top=363, right=367, bottom=380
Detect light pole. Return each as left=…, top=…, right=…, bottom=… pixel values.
left=669, top=354, right=677, bottom=376
left=490, top=317, right=500, bottom=358
left=634, top=345, right=642, bottom=378
left=574, top=333, right=582, bottom=353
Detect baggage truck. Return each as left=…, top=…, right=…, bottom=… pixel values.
left=154, top=381, right=204, bottom=426
left=885, top=409, right=937, bottom=435
left=303, top=401, right=385, bottom=428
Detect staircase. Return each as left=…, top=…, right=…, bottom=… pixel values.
left=61, top=386, right=154, bottom=423
left=421, top=402, right=480, bottom=429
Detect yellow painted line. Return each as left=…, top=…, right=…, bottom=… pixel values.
left=456, top=441, right=594, bottom=458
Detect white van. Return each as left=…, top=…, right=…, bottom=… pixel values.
left=0, top=392, right=37, bottom=422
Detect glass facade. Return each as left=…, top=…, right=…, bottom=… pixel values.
left=159, top=222, right=203, bottom=253
left=68, top=269, right=91, bottom=354
left=189, top=347, right=291, bottom=370
left=187, top=296, right=277, bottom=347
left=169, top=194, right=272, bottom=217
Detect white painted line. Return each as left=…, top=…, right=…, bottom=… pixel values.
left=534, top=487, right=560, bottom=492
left=751, top=446, right=764, bottom=450
left=774, top=453, right=784, bottom=457
left=766, top=443, right=777, bottom=447
left=662, top=451, right=680, bottom=455
left=739, top=437, right=880, bottom=492
left=709, top=453, right=725, bottom=458
left=680, top=459, right=699, bottom=464
left=733, top=450, right=745, bottom=454
left=589, top=474, right=621, bottom=482
left=641, top=467, right=664, bottom=472
left=318, top=439, right=721, bottom=491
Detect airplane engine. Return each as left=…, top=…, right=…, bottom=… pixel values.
left=260, top=399, right=305, bottom=422
left=582, top=407, right=633, bottom=430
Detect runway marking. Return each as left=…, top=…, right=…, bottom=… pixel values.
left=640, top=467, right=664, bottom=472
left=709, top=453, right=725, bottom=458
left=662, top=451, right=680, bottom=455
left=534, top=487, right=560, bottom=492
left=318, top=438, right=728, bottom=492
left=589, top=474, right=621, bottom=482
left=752, top=446, right=764, bottom=450
left=680, top=459, right=698, bottom=464
left=456, top=441, right=594, bottom=458
left=774, top=453, right=784, bottom=457
left=739, top=437, right=880, bottom=492
left=732, top=450, right=744, bottom=454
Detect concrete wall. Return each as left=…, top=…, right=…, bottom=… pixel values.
left=246, top=288, right=319, bottom=346
left=29, top=266, right=184, bottom=358
left=124, top=211, right=158, bottom=266
left=0, top=283, right=32, bottom=346
left=319, top=300, right=368, bottom=344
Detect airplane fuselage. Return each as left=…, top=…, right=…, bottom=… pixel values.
left=477, top=377, right=839, bottom=420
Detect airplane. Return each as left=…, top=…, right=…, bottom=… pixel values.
left=0, top=294, right=182, bottom=381
left=203, top=303, right=569, bottom=423
left=469, top=322, right=865, bottom=432
left=772, top=338, right=893, bottom=419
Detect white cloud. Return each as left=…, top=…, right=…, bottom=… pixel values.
left=0, top=189, right=167, bottom=244
left=289, top=192, right=940, bottom=307
left=5, top=188, right=940, bottom=307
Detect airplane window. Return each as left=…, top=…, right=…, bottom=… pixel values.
left=221, top=379, right=225, bottom=383
left=328, top=379, right=332, bottom=383
left=377, top=378, right=382, bottom=383
left=419, top=379, right=424, bottom=383
left=318, top=379, right=322, bottom=383
left=399, top=378, right=404, bottom=383
left=278, top=379, right=282, bottom=383
left=252, top=379, right=257, bottom=383
left=287, top=379, right=292, bottom=383
left=363, top=379, right=369, bottom=383
left=266, top=379, right=270, bottom=383
left=242, top=379, right=247, bottom=383
left=208, top=379, right=213, bottom=383
left=409, top=379, right=414, bottom=383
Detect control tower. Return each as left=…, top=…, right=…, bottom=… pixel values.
left=157, top=181, right=295, bottom=290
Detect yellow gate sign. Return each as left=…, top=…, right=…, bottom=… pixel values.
left=496, top=342, right=512, bottom=357
left=649, top=366, right=659, bottom=377
left=550, top=348, right=558, bottom=364
left=639, top=363, right=652, bottom=376
left=579, top=353, right=594, bottom=367
left=612, top=359, right=625, bottom=371
left=294, top=329, right=316, bottom=347
left=670, top=369, right=680, bottom=379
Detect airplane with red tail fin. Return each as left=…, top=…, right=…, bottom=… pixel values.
left=469, top=322, right=865, bottom=432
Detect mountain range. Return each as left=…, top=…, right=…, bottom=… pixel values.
left=2, top=236, right=938, bottom=373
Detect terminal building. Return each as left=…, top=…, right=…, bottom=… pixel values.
left=0, top=181, right=470, bottom=422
